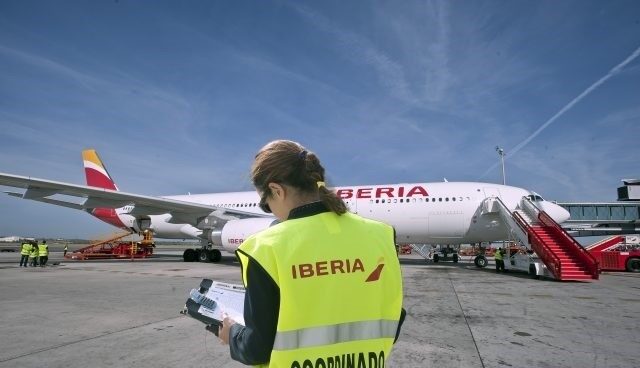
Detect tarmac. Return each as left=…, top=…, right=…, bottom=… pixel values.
left=0, top=245, right=639, bottom=368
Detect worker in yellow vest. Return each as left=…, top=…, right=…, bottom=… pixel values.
left=495, top=247, right=505, bottom=272
left=19, top=241, right=32, bottom=267
left=38, top=240, right=49, bottom=267
left=64, top=244, right=68, bottom=257
left=217, top=140, right=405, bottom=367
left=29, top=241, right=39, bottom=267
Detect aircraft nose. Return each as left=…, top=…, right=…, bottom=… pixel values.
left=542, top=202, right=570, bottom=223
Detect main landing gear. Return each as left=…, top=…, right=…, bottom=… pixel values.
left=183, top=248, right=222, bottom=263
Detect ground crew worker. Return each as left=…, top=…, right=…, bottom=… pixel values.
left=30, top=241, right=39, bottom=267
left=217, top=140, right=405, bottom=367
left=19, top=241, right=32, bottom=267
left=38, top=240, right=49, bottom=267
left=495, top=247, right=505, bottom=272
left=63, top=243, right=68, bottom=257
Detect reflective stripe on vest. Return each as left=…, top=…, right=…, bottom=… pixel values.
left=273, top=319, right=399, bottom=351
left=21, top=243, right=31, bottom=255
left=38, top=244, right=48, bottom=256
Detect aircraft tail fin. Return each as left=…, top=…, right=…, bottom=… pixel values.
left=82, top=149, right=119, bottom=191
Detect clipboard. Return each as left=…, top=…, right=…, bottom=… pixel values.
left=184, top=279, right=246, bottom=331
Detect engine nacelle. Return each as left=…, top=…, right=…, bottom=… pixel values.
left=209, top=218, right=278, bottom=252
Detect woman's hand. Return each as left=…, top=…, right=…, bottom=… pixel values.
left=218, top=316, right=236, bottom=345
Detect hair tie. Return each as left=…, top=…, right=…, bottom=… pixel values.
left=298, top=150, right=308, bottom=160
left=317, top=181, right=325, bottom=188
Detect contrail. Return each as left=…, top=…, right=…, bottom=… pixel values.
left=479, top=45, right=640, bottom=180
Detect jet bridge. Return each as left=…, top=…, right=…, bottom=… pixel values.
left=557, top=202, right=640, bottom=237
left=484, top=196, right=599, bottom=281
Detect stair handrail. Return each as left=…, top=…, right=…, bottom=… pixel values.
left=492, top=197, right=562, bottom=278
left=520, top=198, right=542, bottom=220
left=537, top=211, right=600, bottom=278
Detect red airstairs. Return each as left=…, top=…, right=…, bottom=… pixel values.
left=495, top=197, right=599, bottom=281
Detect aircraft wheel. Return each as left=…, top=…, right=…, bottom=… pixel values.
left=183, top=249, right=197, bottom=262
left=474, top=255, right=487, bottom=268
left=452, top=254, right=459, bottom=263
left=210, top=249, right=222, bottom=263
left=433, top=254, right=439, bottom=263
left=199, top=249, right=211, bottom=262
left=626, top=258, right=640, bottom=273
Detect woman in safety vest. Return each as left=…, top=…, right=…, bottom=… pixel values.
left=218, top=140, right=405, bottom=367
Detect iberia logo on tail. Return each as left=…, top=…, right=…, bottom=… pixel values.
left=82, top=149, right=118, bottom=191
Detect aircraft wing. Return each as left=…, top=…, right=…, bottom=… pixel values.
left=0, top=172, right=267, bottom=223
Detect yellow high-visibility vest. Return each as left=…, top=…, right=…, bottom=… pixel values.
left=237, top=211, right=403, bottom=368
left=495, top=249, right=503, bottom=261
left=21, top=243, right=32, bottom=255
left=30, top=247, right=38, bottom=258
left=38, top=243, right=48, bottom=257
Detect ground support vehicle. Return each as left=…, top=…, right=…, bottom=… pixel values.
left=587, top=236, right=640, bottom=272
left=65, top=231, right=155, bottom=260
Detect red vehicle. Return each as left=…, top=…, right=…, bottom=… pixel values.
left=65, top=231, right=155, bottom=260
left=587, top=236, right=640, bottom=272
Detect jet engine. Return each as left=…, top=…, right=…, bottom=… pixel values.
left=209, top=218, right=278, bottom=252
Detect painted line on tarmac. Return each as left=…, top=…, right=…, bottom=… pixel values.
left=449, top=271, right=487, bottom=368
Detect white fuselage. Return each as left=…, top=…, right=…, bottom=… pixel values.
left=110, top=182, right=570, bottom=248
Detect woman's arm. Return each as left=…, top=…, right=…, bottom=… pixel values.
left=229, top=257, right=280, bottom=365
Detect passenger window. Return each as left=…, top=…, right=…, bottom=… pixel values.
left=452, top=197, right=456, bottom=201
left=438, top=198, right=442, bottom=202
left=445, top=197, right=449, bottom=201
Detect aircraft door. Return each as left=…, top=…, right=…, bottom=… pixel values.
left=483, top=187, right=501, bottom=199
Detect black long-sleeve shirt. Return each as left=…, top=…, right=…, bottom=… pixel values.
left=229, top=201, right=406, bottom=365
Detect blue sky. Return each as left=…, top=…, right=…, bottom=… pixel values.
left=1, top=0, right=639, bottom=238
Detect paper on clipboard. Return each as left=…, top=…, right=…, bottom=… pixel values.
left=190, top=281, right=246, bottom=326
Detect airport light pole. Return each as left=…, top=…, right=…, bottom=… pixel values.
left=495, top=146, right=506, bottom=185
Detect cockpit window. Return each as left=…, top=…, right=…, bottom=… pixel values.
left=527, top=194, right=544, bottom=201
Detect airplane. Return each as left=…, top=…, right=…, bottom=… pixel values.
left=0, top=149, right=571, bottom=264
